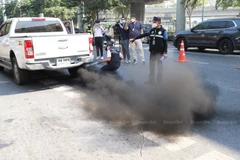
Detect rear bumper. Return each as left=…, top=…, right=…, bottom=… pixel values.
left=25, top=55, right=94, bottom=70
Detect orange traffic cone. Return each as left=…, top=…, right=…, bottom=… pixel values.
left=176, top=40, right=189, bottom=63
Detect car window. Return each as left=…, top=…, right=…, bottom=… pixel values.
left=226, top=21, right=235, bottom=28
left=5, top=22, right=12, bottom=35
left=194, top=22, right=210, bottom=30
left=209, top=21, right=226, bottom=29
left=15, top=20, right=64, bottom=33
left=0, top=24, right=7, bottom=36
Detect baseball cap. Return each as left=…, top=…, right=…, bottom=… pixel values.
left=153, top=16, right=161, bottom=22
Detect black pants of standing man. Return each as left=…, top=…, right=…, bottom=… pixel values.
left=95, top=37, right=103, bottom=57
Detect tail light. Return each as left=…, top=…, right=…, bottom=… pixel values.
left=88, top=37, right=93, bottom=54
left=24, top=40, right=34, bottom=59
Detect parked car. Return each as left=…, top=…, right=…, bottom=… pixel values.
left=173, top=18, right=240, bottom=54
left=0, top=17, right=94, bottom=85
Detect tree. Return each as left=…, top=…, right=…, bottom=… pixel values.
left=63, top=0, right=121, bottom=24
left=181, top=0, right=208, bottom=29
left=4, top=0, right=78, bottom=20
left=5, top=0, right=21, bottom=18
left=113, top=2, right=130, bottom=18
left=215, top=0, right=240, bottom=10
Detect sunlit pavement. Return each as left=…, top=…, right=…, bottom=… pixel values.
left=0, top=42, right=240, bottom=159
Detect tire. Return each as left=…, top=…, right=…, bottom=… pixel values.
left=12, top=57, right=30, bottom=85
left=198, top=47, right=206, bottom=51
left=177, top=38, right=188, bottom=51
left=218, top=39, right=233, bottom=55
left=68, top=67, right=79, bottom=78
left=0, top=66, right=4, bottom=71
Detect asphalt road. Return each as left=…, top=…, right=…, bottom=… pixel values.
left=0, top=43, right=240, bottom=160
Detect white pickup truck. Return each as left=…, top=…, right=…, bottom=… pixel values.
left=0, top=17, right=94, bottom=85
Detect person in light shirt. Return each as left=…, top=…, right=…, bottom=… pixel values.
left=93, top=20, right=104, bottom=60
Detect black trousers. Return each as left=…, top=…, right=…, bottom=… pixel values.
left=149, top=52, right=163, bottom=83
left=95, top=37, right=103, bottom=57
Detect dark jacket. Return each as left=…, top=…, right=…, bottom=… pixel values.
left=135, top=26, right=168, bottom=53
left=108, top=47, right=121, bottom=68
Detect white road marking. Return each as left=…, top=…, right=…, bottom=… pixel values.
left=64, top=92, right=87, bottom=99
left=64, top=92, right=80, bottom=99
left=194, top=151, right=235, bottom=160
left=0, top=81, right=10, bottom=84
left=144, top=132, right=196, bottom=152
left=51, top=85, right=73, bottom=91
left=190, top=61, right=209, bottom=65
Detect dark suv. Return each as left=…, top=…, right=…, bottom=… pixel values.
left=173, top=18, right=240, bottom=54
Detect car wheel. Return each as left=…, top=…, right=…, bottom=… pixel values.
left=177, top=38, right=188, bottom=51
left=12, top=57, right=30, bottom=85
left=198, top=47, right=206, bottom=51
left=218, top=39, right=233, bottom=55
left=0, top=66, right=4, bottom=71
left=68, top=67, right=79, bottom=77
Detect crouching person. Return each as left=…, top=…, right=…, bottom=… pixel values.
left=99, top=41, right=123, bottom=71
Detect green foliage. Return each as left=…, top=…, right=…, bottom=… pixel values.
left=3, top=0, right=128, bottom=24
left=4, top=0, right=20, bottom=18
left=4, top=0, right=77, bottom=19
left=181, top=0, right=208, bottom=28
left=181, top=0, right=202, bottom=9
left=113, top=3, right=130, bottom=18
left=44, top=6, right=78, bottom=20
left=215, top=0, right=240, bottom=10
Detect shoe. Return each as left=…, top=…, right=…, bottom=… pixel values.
left=126, top=60, right=130, bottom=64
left=101, top=56, right=104, bottom=60
left=133, top=59, right=137, bottom=64
left=141, top=61, right=145, bottom=65
left=96, top=56, right=100, bottom=60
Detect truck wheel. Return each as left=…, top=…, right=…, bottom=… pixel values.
left=68, top=67, right=79, bottom=78
left=12, top=57, right=30, bottom=85
left=0, top=66, right=4, bottom=71
left=218, top=39, right=233, bottom=55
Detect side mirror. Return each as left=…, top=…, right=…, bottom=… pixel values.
left=190, top=28, right=194, bottom=32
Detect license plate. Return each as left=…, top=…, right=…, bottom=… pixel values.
left=57, top=58, right=71, bottom=66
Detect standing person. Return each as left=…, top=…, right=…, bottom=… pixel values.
left=124, top=14, right=145, bottom=65
left=116, top=17, right=130, bottom=63
left=86, top=24, right=93, bottom=34
left=98, top=41, right=123, bottom=71
left=64, top=21, right=71, bottom=34
left=131, top=16, right=168, bottom=84
left=106, top=25, right=114, bottom=42
left=93, top=20, right=104, bottom=60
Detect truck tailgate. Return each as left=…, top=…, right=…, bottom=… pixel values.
left=32, top=35, right=90, bottom=60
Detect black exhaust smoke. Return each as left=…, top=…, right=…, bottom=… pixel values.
left=79, top=63, right=219, bottom=135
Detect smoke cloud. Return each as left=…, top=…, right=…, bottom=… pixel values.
left=78, top=63, right=219, bottom=135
